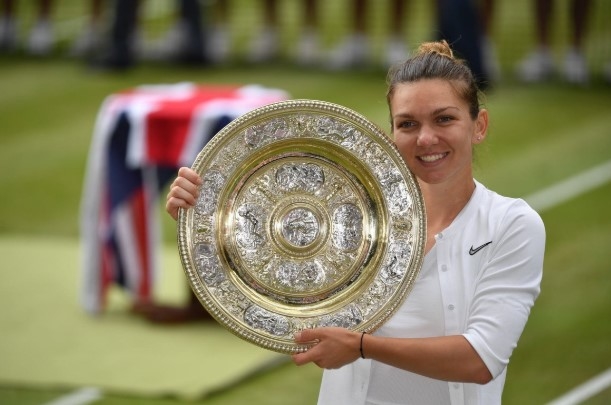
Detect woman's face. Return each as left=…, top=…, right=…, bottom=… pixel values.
left=389, top=78, right=488, bottom=187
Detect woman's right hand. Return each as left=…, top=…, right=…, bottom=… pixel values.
left=166, top=167, right=202, bottom=221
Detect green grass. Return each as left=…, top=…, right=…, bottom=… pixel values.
left=1, top=0, right=610, bottom=404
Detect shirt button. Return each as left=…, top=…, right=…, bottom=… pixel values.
left=441, top=264, right=447, bottom=272
left=453, top=383, right=460, bottom=389
left=437, top=233, right=443, bottom=239
left=447, top=304, right=455, bottom=311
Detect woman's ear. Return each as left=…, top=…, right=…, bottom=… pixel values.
left=473, top=109, right=489, bottom=144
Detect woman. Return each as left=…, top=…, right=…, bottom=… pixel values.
left=166, top=41, right=545, bottom=405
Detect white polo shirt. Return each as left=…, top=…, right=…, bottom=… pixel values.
left=317, top=180, right=546, bottom=405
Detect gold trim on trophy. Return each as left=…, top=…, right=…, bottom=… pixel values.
left=178, top=99, right=426, bottom=354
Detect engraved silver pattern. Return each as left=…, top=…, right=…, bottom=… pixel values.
left=178, top=100, right=426, bottom=354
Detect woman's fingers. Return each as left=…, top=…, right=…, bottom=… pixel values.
left=168, top=178, right=199, bottom=205
left=291, top=328, right=360, bottom=369
left=165, top=167, right=202, bottom=220
left=177, top=166, right=202, bottom=185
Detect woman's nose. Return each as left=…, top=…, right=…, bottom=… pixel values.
left=416, top=125, right=438, bottom=147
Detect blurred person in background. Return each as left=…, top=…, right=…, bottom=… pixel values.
left=435, top=0, right=491, bottom=89
left=0, top=0, right=54, bottom=55
left=92, top=0, right=207, bottom=71
left=208, top=0, right=320, bottom=65
left=206, top=0, right=231, bottom=63
left=91, top=0, right=138, bottom=70
left=201, top=0, right=413, bottom=68
left=384, top=0, right=412, bottom=68
left=244, top=0, right=285, bottom=63
left=479, top=0, right=501, bottom=82
left=70, top=0, right=103, bottom=57
left=516, top=0, right=592, bottom=84
left=328, top=0, right=412, bottom=70
left=166, top=40, right=546, bottom=404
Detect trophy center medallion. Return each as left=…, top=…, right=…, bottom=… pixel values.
left=280, top=207, right=319, bottom=247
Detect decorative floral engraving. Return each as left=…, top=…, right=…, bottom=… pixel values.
left=263, top=118, right=290, bottom=140
left=196, top=170, right=225, bottom=215
left=195, top=243, right=226, bottom=285
left=275, top=261, right=326, bottom=292
left=357, top=279, right=388, bottom=317
left=312, top=116, right=339, bottom=137
left=243, top=126, right=266, bottom=148
left=212, top=280, right=250, bottom=316
left=244, top=118, right=291, bottom=149
left=332, top=203, right=363, bottom=251
left=319, top=305, right=363, bottom=328
left=380, top=240, right=412, bottom=285
left=288, top=114, right=312, bottom=136
left=244, top=306, right=291, bottom=336
left=378, top=169, right=410, bottom=214
left=275, top=163, right=325, bottom=193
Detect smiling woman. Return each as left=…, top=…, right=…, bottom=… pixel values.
left=165, top=40, right=547, bottom=405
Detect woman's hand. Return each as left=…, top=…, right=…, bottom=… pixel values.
left=166, top=167, right=202, bottom=221
left=291, top=327, right=362, bottom=369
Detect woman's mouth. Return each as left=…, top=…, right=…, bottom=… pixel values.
left=418, top=152, right=448, bottom=163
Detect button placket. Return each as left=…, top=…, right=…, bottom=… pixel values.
left=436, top=233, right=461, bottom=334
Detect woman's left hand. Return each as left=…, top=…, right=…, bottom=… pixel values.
left=291, top=327, right=362, bottom=369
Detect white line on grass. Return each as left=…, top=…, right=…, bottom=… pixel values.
left=546, top=368, right=611, bottom=405
left=531, top=160, right=611, bottom=404
left=41, top=387, right=102, bottom=405
left=524, top=159, right=611, bottom=213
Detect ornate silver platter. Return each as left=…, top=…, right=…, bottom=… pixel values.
left=177, top=99, right=426, bottom=354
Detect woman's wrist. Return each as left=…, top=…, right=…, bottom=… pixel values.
left=360, top=332, right=367, bottom=359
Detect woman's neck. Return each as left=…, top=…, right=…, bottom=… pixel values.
left=420, top=179, right=475, bottom=249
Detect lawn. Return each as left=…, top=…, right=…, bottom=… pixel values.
left=1, top=0, right=610, bottom=404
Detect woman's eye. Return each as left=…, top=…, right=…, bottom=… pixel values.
left=437, top=115, right=453, bottom=123
left=397, top=121, right=416, bottom=129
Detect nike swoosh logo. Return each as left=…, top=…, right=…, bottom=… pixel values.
left=469, top=241, right=492, bottom=255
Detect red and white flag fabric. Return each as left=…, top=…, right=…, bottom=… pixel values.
left=80, top=83, right=289, bottom=314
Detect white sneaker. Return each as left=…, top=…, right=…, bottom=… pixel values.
left=0, top=17, right=18, bottom=51
left=384, top=36, right=409, bottom=68
left=516, top=47, right=554, bottom=82
left=153, top=21, right=188, bottom=60
left=27, top=20, right=54, bottom=55
left=327, top=33, right=371, bottom=70
left=481, top=36, right=501, bottom=82
left=562, top=48, right=588, bottom=84
left=247, top=27, right=279, bottom=63
left=70, top=25, right=101, bottom=56
left=207, top=25, right=230, bottom=64
left=295, top=29, right=319, bottom=66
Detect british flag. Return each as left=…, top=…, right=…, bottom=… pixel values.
left=80, top=83, right=289, bottom=314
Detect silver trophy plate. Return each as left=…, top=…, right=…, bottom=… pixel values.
left=177, top=99, right=426, bottom=354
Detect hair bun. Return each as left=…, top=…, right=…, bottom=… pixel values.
left=417, top=40, right=454, bottom=59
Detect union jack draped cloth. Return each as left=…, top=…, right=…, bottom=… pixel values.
left=80, top=83, right=290, bottom=314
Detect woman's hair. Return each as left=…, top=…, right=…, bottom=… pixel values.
left=386, top=40, right=482, bottom=120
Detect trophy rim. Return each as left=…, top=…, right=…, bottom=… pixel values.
left=177, top=99, right=426, bottom=354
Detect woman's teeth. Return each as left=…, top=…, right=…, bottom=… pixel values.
left=419, top=153, right=446, bottom=162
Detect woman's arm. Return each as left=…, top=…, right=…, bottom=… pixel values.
left=292, top=328, right=492, bottom=384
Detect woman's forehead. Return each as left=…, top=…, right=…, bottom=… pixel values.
left=391, top=80, right=465, bottom=109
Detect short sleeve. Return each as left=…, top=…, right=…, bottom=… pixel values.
left=462, top=201, right=545, bottom=378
